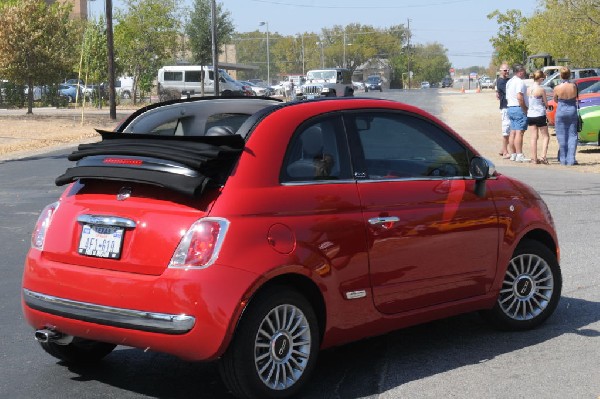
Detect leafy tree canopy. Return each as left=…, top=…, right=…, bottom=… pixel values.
left=0, top=0, right=80, bottom=113
left=522, top=0, right=600, bottom=67
left=487, top=9, right=529, bottom=68
left=114, top=0, right=181, bottom=103
left=185, top=0, right=234, bottom=65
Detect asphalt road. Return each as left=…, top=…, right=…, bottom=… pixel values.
left=1, top=90, right=598, bottom=399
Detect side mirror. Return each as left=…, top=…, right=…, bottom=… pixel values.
left=469, top=157, right=493, bottom=198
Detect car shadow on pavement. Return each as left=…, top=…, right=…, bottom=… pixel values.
left=57, top=296, right=598, bottom=398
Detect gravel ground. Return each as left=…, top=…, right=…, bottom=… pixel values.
left=1, top=93, right=599, bottom=173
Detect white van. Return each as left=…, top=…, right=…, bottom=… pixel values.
left=157, top=65, right=245, bottom=96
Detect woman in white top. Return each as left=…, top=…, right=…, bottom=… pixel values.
left=527, top=70, right=549, bottom=164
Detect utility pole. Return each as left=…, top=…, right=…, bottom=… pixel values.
left=407, top=18, right=411, bottom=90
left=106, top=0, right=116, bottom=119
left=211, top=0, right=219, bottom=96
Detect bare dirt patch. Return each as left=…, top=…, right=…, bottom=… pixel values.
left=0, top=112, right=121, bottom=160
left=437, top=90, right=600, bottom=174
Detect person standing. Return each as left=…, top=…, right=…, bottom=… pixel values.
left=495, top=63, right=511, bottom=158
left=506, top=64, right=529, bottom=162
left=527, top=70, right=550, bottom=164
left=553, top=66, right=579, bottom=165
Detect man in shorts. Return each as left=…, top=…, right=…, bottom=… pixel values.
left=496, top=63, right=511, bottom=158
left=505, top=64, right=529, bottom=162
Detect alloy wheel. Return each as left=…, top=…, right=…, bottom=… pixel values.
left=254, top=303, right=312, bottom=390
left=498, top=253, right=554, bottom=320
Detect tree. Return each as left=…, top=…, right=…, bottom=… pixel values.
left=114, top=0, right=181, bottom=103
left=522, top=0, right=600, bottom=67
left=487, top=9, right=529, bottom=68
left=185, top=0, right=234, bottom=65
left=0, top=0, right=80, bottom=114
left=409, top=43, right=452, bottom=86
left=80, top=18, right=109, bottom=107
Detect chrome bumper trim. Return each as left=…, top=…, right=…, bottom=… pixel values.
left=23, top=289, right=195, bottom=335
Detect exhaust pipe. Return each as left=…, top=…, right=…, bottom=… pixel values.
left=35, top=329, right=73, bottom=345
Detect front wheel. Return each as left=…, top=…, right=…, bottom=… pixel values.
left=219, top=287, right=320, bottom=399
left=39, top=338, right=116, bottom=364
left=482, top=239, right=562, bottom=331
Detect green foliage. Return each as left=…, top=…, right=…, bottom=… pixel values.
left=522, top=0, right=600, bottom=67
left=114, top=0, right=181, bottom=103
left=0, top=0, right=80, bottom=113
left=409, top=43, right=452, bottom=86
left=185, top=0, right=234, bottom=65
left=487, top=9, right=529, bottom=67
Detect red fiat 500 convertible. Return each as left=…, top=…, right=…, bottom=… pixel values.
left=22, top=96, right=562, bottom=398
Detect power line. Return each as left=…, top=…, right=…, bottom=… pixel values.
left=249, top=0, right=475, bottom=9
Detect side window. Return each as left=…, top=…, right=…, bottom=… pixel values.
left=351, top=113, right=469, bottom=179
left=164, top=71, right=182, bottom=82
left=185, top=71, right=202, bottom=83
left=282, top=117, right=351, bottom=182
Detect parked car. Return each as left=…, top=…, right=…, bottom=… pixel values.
left=578, top=104, right=600, bottom=143
left=541, top=68, right=600, bottom=101
left=480, top=77, right=494, bottom=89
left=364, top=75, right=383, bottom=92
left=545, top=77, right=600, bottom=125
left=115, top=77, right=134, bottom=99
left=22, top=96, right=562, bottom=399
left=420, top=81, right=430, bottom=89
left=441, top=77, right=453, bottom=88
left=58, top=84, right=79, bottom=103
left=240, top=80, right=272, bottom=96
left=296, top=68, right=354, bottom=99
left=352, top=80, right=365, bottom=91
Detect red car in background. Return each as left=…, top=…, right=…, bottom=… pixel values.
left=22, top=96, right=562, bottom=398
left=546, top=76, right=600, bottom=125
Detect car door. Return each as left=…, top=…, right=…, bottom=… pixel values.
left=345, top=111, right=501, bottom=314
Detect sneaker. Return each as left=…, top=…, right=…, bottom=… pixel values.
left=515, top=154, right=531, bottom=162
left=509, top=153, right=517, bottom=161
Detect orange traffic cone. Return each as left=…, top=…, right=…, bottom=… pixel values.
left=460, top=85, right=465, bottom=93
left=476, top=86, right=481, bottom=93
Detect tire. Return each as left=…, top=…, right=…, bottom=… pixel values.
left=482, top=239, right=562, bottom=331
left=39, top=338, right=116, bottom=364
left=122, top=90, right=131, bottom=99
left=219, top=287, right=320, bottom=399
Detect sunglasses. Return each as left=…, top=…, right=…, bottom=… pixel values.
left=500, top=69, right=509, bottom=72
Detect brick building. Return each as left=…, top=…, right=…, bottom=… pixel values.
left=46, top=0, right=88, bottom=20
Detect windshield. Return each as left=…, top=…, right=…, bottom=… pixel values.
left=307, top=70, right=336, bottom=80
left=367, top=76, right=380, bottom=83
left=541, top=72, right=559, bottom=86
left=580, top=81, right=600, bottom=94
left=219, top=70, right=237, bottom=83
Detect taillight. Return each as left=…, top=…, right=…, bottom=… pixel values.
left=31, top=201, right=59, bottom=250
left=168, top=217, right=229, bottom=269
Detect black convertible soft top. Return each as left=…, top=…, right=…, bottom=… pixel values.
left=56, top=130, right=245, bottom=197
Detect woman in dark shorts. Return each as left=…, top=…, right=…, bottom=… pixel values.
left=527, top=70, right=550, bottom=164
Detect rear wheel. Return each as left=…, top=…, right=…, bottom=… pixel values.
left=39, top=338, right=116, bottom=364
left=482, top=239, right=562, bottom=331
left=219, top=287, right=320, bottom=399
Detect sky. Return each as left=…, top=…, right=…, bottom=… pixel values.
left=89, top=0, right=540, bottom=69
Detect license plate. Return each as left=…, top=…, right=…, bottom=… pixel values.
left=78, top=224, right=124, bottom=259
left=307, top=95, right=315, bottom=99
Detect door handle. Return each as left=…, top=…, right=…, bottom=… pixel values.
left=368, top=216, right=400, bottom=226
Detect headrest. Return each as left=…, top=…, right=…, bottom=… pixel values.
left=206, top=126, right=235, bottom=136
left=301, top=126, right=323, bottom=156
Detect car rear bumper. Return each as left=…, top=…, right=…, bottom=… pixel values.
left=23, top=289, right=195, bottom=335
left=22, top=251, right=258, bottom=360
